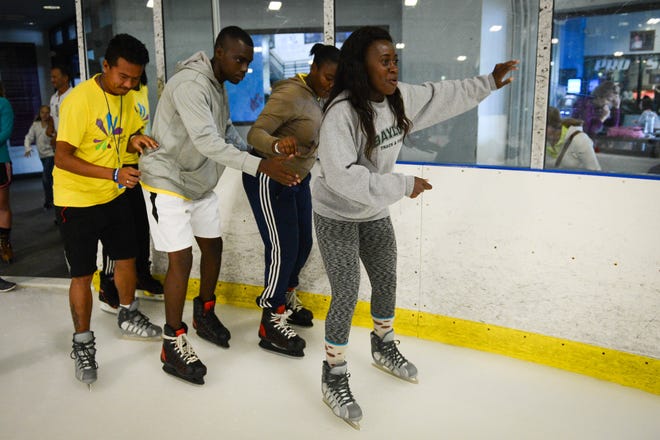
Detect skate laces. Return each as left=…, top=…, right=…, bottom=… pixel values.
left=286, top=290, right=303, bottom=312
left=167, top=332, right=200, bottom=365
left=379, top=338, right=408, bottom=368
left=271, top=309, right=297, bottom=339
left=328, top=370, right=356, bottom=405
left=122, top=309, right=155, bottom=334
left=70, top=341, right=97, bottom=370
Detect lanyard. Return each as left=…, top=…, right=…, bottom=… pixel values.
left=98, top=74, right=123, bottom=169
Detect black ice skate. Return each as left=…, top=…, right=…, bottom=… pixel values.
left=136, top=270, right=164, bottom=301
left=98, top=272, right=119, bottom=314
left=285, top=288, right=314, bottom=327
left=258, top=304, right=306, bottom=357
left=192, top=294, right=231, bottom=348
left=161, top=323, right=207, bottom=385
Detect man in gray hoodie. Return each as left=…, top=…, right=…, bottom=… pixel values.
left=140, top=26, right=300, bottom=385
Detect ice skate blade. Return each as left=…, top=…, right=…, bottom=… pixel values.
left=372, top=362, right=419, bottom=383
left=258, top=339, right=304, bottom=358
left=162, top=365, right=205, bottom=385
left=286, top=318, right=314, bottom=328
left=136, top=290, right=164, bottom=301
left=120, top=332, right=162, bottom=342
left=322, top=398, right=361, bottom=430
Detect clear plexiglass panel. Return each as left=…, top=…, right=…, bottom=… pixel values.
left=335, top=0, right=539, bottom=167
left=548, top=0, right=660, bottom=175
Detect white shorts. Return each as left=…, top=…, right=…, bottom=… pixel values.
left=142, top=188, right=222, bottom=252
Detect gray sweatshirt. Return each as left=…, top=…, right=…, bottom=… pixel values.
left=312, top=75, right=496, bottom=221
left=140, top=51, right=261, bottom=200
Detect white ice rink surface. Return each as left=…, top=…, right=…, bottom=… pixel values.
left=1, top=277, right=659, bottom=440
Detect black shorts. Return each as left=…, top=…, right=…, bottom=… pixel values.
left=56, top=193, right=137, bottom=277
left=0, top=162, right=12, bottom=189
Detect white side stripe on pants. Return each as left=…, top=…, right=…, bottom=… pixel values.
left=258, top=173, right=281, bottom=307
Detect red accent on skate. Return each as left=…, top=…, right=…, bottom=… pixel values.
left=275, top=304, right=286, bottom=314
left=286, top=287, right=295, bottom=292
left=175, top=327, right=186, bottom=337
left=161, top=347, right=167, bottom=362
left=203, top=300, right=215, bottom=312
left=259, top=323, right=266, bottom=337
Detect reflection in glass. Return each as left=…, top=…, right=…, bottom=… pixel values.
left=213, top=0, right=324, bottom=124
left=549, top=1, right=660, bottom=175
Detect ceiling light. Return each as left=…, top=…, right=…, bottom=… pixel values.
left=551, top=38, right=559, bottom=44
left=254, top=47, right=263, bottom=53
left=404, top=0, right=417, bottom=6
left=247, top=68, right=253, bottom=74
left=647, top=18, right=660, bottom=25
left=489, top=25, right=502, bottom=32
left=268, top=1, right=282, bottom=10
left=613, top=51, right=623, bottom=57
left=146, top=0, right=153, bottom=8
left=43, top=5, right=61, bottom=10
left=457, top=55, right=466, bottom=61
left=395, top=43, right=405, bottom=49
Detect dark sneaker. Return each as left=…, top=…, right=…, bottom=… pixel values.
left=0, top=277, right=16, bottom=292
left=192, top=295, right=230, bottom=348
left=161, top=323, right=206, bottom=385
left=258, top=304, right=305, bottom=357
left=136, top=272, right=164, bottom=299
left=98, top=272, right=119, bottom=314
left=117, top=300, right=162, bottom=340
left=370, top=330, right=418, bottom=383
left=285, top=288, right=313, bottom=327
left=71, top=331, right=98, bottom=385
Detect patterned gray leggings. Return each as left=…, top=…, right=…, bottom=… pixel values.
left=314, top=213, right=397, bottom=345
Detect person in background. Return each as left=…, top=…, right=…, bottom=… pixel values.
left=545, top=106, right=564, bottom=168
left=54, top=34, right=162, bottom=387
left=0, top=81, right=16, bottom=291
left=547, top=106, right=601, bottom=171
left=0, top=81, right=14, bottom=266
left=24, top=105, right=55, bottom=210
left=571, top=80, right=621, bottom=137
left=636, top=96, right=657, bottom=135
left=140, top=26, right=300, bottom=385
left=98, top=70, right=164, bottom=315
left=313, top=26, right=517, bottom=428
left=47, top=65, right=73, bottom=141
left=243, top=43, right=339, bottom=357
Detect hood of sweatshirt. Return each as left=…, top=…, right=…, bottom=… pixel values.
left=174, top=51, right=221, bottom=91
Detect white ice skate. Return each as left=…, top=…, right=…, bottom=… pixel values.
left=321, top=361, right=362, bottom=430
left=371, top=330, right=419, bottom=383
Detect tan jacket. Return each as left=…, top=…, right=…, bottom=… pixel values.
left=248, top=74, right=322, bottom=178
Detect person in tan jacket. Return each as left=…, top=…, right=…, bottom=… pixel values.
left=244, top=43, right=339, bottom=357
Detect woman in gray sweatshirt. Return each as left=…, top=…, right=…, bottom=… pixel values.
left=314, top=26, right=518, bottom=429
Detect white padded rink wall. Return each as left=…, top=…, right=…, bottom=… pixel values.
left=151, top=164, right=660, bottom=389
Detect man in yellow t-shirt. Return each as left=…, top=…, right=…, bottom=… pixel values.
left=97, top=72, right=165, bottom=311
left=53, top=34, right=162, bottom=387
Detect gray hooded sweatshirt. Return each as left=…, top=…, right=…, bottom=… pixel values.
left=312, top=75, right=496, bottom=222
left=140, top=51, right=261, bottom=200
